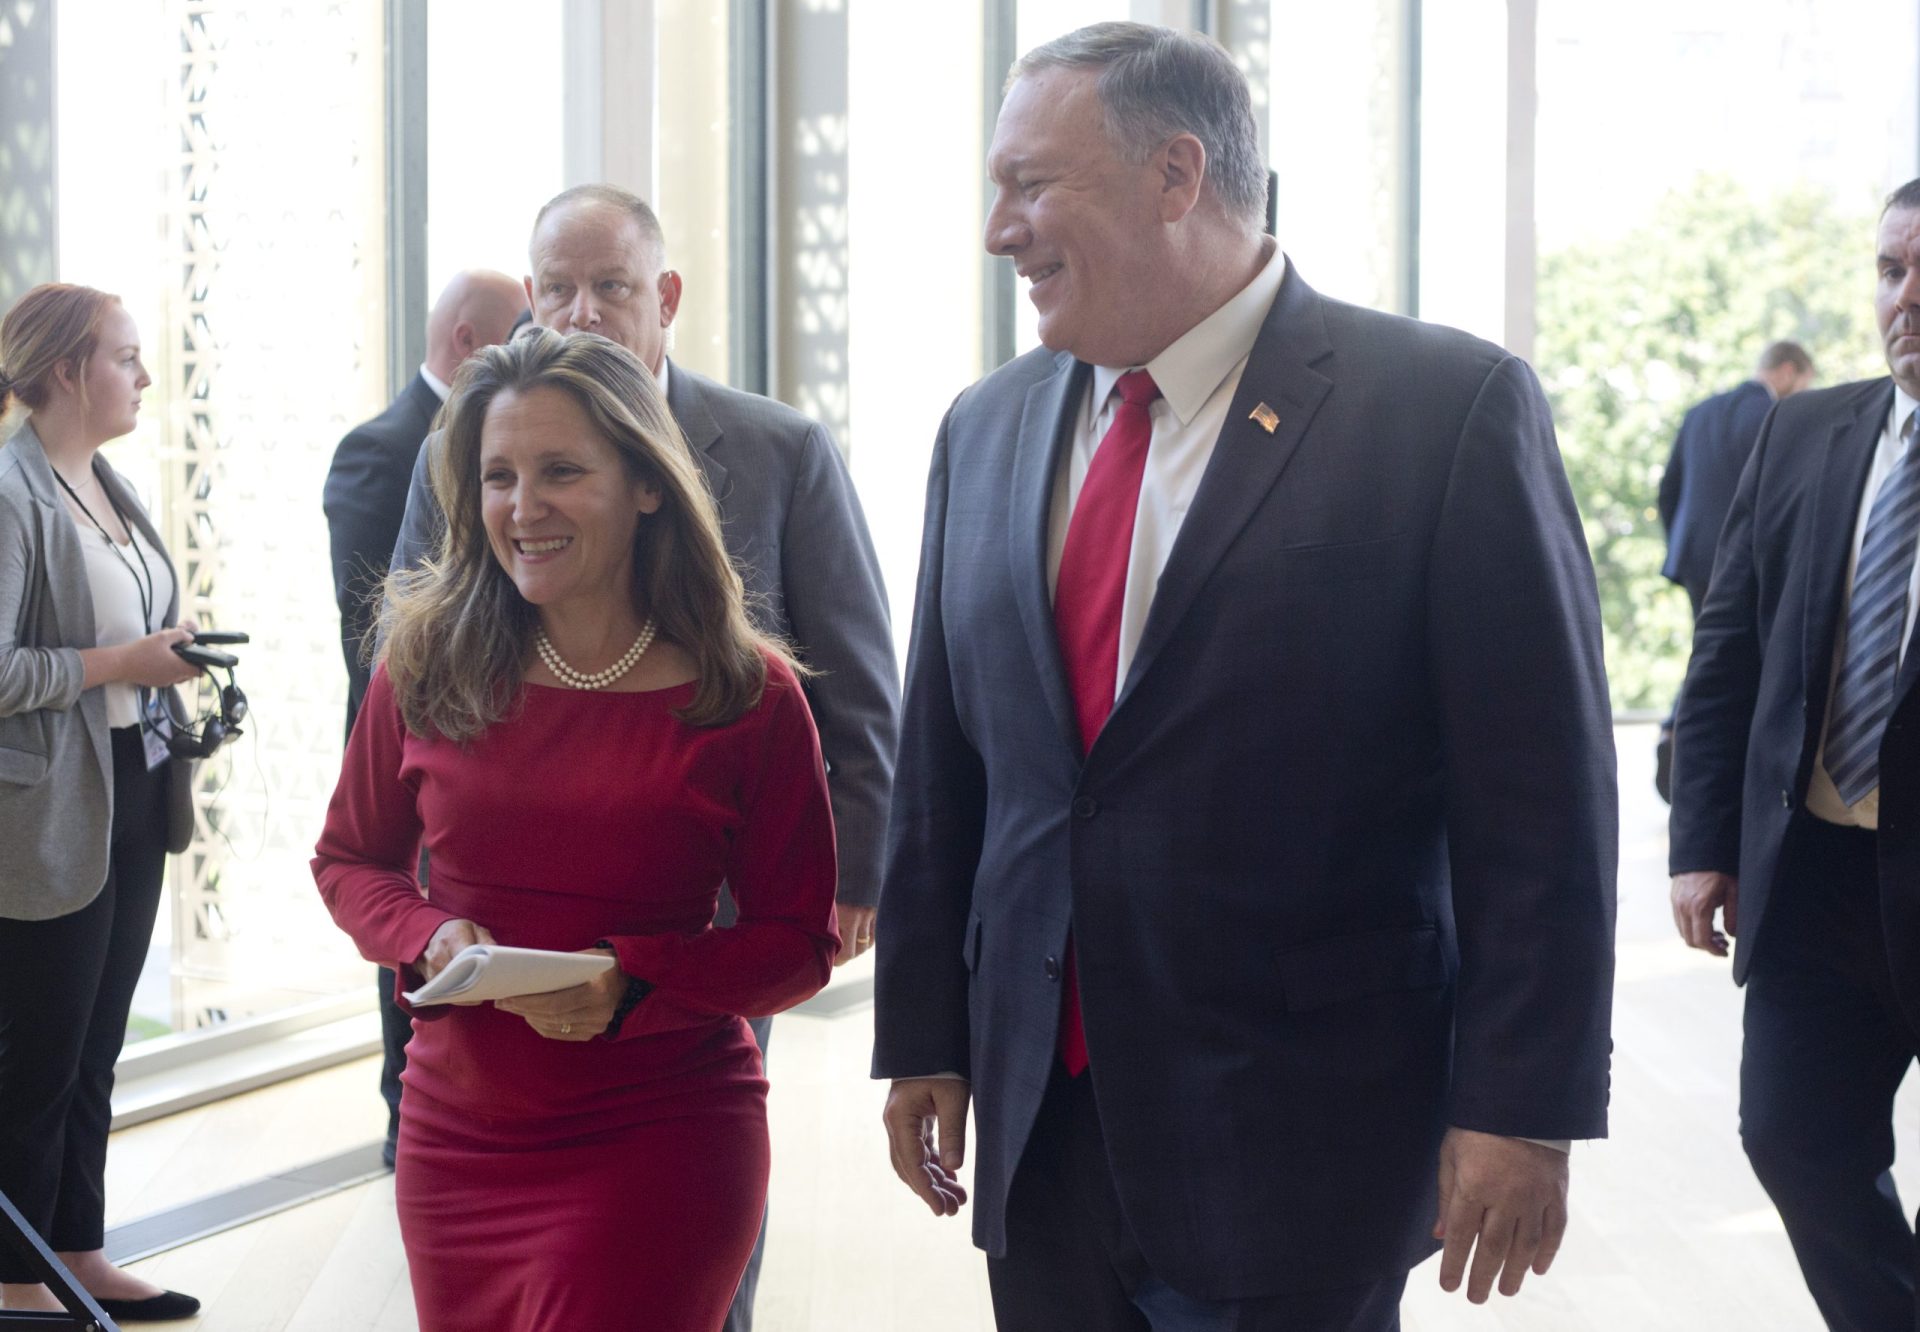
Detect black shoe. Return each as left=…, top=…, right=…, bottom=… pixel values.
left=382, top=1130, right=398, bottom=1171
left=93, top=1290, right=201, bottom=1322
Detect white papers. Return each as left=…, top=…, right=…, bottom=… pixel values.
left=402, top=944, right=615, bottom=1006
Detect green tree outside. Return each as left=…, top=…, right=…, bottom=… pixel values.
left=1536, top=175, right=1889, bottom=712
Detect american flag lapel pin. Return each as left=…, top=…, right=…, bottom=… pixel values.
left=1250, top=402, right=1280, bottom=434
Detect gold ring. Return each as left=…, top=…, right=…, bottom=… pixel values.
left=559, top=1022, right=572, bottom=1034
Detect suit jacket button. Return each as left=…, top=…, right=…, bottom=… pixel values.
left=1044, top=955, right=1061, bottom=981
left=1780, top=789, right=1791, bottom=808
left=1072, top=796, right=1099, bottom=819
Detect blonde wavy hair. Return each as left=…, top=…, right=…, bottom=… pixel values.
left=379, top=328, right=798, bottom=741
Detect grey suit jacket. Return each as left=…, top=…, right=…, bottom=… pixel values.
left=390, top=357, right=900, bottom=907
left=0, top=421, right=194, bottom=920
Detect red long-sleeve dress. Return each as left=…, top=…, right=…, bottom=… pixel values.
left=311, top=658, right=839, bottom=1332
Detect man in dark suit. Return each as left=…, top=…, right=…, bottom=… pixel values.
left=1670, top=178, right=1920, bottom=1329
left=873, top=23, right=1616, bottom=1330
left=1653, top=342, right=1813, bottom=800
left=391, top=184, right=900, bottom=1332
left=1660, top=341, right=1815, bottom=617
left=323, top=268, right=526, bottom=1169
left=327, top=269, right=527, bottom=733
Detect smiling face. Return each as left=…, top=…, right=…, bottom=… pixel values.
left=1878, top=204, right=1920, bottom=400
left=479, top=384, right=662, bottom=616
left=77, top=303, right=150, bottom=442
left=983, top=66, right=1177, bottom=366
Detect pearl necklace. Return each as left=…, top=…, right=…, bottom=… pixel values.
left=535, top=619, right=657, bottom=690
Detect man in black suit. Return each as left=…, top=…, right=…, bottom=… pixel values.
left=323, top=268, right=526, bottom=1169
left=390, top=185, right=901, bottom=1332
left=1660, top=341, right=1815, bottom=617
left=1653, top=342, right=1813, bottom=799
left=327, top=269, right=527, bottom=733
left=1671, top=178, right=1920, bottom=1329
left=873, top=23, right=1616, bottom=1330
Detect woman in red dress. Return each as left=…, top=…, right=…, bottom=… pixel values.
left=311, top=329, right=839, bottom=1331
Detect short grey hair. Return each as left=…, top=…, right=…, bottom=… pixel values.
left=1009, top=22, right=1266, bottom=225
left=531, top=184, right=667, bottom=266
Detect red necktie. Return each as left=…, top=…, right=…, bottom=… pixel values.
left=1051, top=368, right=1160, bottom=1075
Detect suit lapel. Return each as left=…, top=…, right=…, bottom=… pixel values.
left=405, top=372, right=444, bottom=435
left=1008, top=354, right=1091, bottom=756
left=8, top=423, right=93, bottom=647
left=664, top=359, right=729, bottom=501
left=1114, top=267, right=1334, bottom=711
left=1802, top=383, right=1893, bottom=709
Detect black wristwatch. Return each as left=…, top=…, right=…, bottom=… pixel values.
left=595, top=941, right=653, bottom=1038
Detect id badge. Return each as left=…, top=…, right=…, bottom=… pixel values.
left=142, top=703, right=173, bottom=771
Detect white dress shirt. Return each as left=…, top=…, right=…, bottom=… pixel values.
left=1046, top=239, right=1287, bottom=687
left=419, top=362, right=452, bottom=403
left=1807, top=388, right=1920, bottom=829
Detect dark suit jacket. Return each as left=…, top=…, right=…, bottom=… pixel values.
left=390, top=358, right=900, bottom=908
left=872, top=265, right=1618, bottom=1298
left=1659, top=378, right=1773, bottom=608
left=323, top=372, right=441, bottom=740
left=1670, top=376, right=1920, bottom=1020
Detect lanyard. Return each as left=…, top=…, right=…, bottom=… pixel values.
left=53, top=465, right=156, bottom=633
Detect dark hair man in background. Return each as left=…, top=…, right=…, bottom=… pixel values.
left=1671, top=179, right=1920, bottom=1328
left=1654, top=340, right=1814, bottom=800
left=1660, top=340, right=1816, bottom=619
left=874, top=22, right=1616, bottom=1330
left=323, top=267, right=526, bottom=1170
left=389, top=184, right=901, bottom=1332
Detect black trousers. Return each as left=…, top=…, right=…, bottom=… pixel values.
left=722, top=1013, right=773, bottom=1332
left=1741, top=817, right=1920, bottom=1331
left=0, top=726, right=169, bottom=1281
left=375, top=967, right=410, bottom=1157
left=376, top=847, right=431, bottom=1162
left=988, top=1063, right=1406, bottom=1332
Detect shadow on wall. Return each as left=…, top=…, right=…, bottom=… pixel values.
left=0, top=0, right=58, bottom=305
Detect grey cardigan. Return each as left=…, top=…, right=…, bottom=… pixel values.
left=0, top=421, right=194, bottom=921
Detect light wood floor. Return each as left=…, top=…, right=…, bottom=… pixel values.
left=60, top=725, right=1920, bottom=1329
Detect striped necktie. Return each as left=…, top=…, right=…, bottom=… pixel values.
left=1825, top=408, right=1920, bottom=805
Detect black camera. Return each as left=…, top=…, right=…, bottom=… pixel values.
left=151, top=630, right=250, bottom=760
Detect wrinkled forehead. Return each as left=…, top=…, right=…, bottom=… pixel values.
left=530, top=206, right=659, bottom=278
left=988, top=67, right=1105, bottom=174
left=1879, top=205, right=1920, bottom=258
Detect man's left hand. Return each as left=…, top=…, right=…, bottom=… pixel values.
left=835, top=905, right=876, bottom=966
left=496, top=948, right=624, bottom=1041
left=1432, top=1126, right=1569, bottom=1302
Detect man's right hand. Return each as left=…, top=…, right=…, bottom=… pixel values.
left=1671, top=871, right=1738, bottom=956
left=882, top=1078, right=971, bottom=1217
left=416, top=918, right=496, bottom=991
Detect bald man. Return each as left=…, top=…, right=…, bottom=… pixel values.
left=322, top=267, right=527, bottom=1168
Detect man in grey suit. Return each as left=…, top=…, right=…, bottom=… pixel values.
left=391, top=184, right=899, bottom=1331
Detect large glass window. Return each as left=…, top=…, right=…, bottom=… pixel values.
left=57, top=0, right=391, bottom=1040
left=425, top=0, right=565, bottom=296
left=1265, top=0, right=1415, bottom=314
left=847, top=1, right=988, bottom=658
left=655, top=0, right=734, bottom=384
left=1533, top=0, right=1920, bottom=709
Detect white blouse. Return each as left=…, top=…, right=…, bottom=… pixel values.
left=74, top=514, right=175, bottom=728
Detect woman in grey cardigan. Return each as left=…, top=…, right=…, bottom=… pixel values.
left=0, top=284, right=200, bottom=1322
